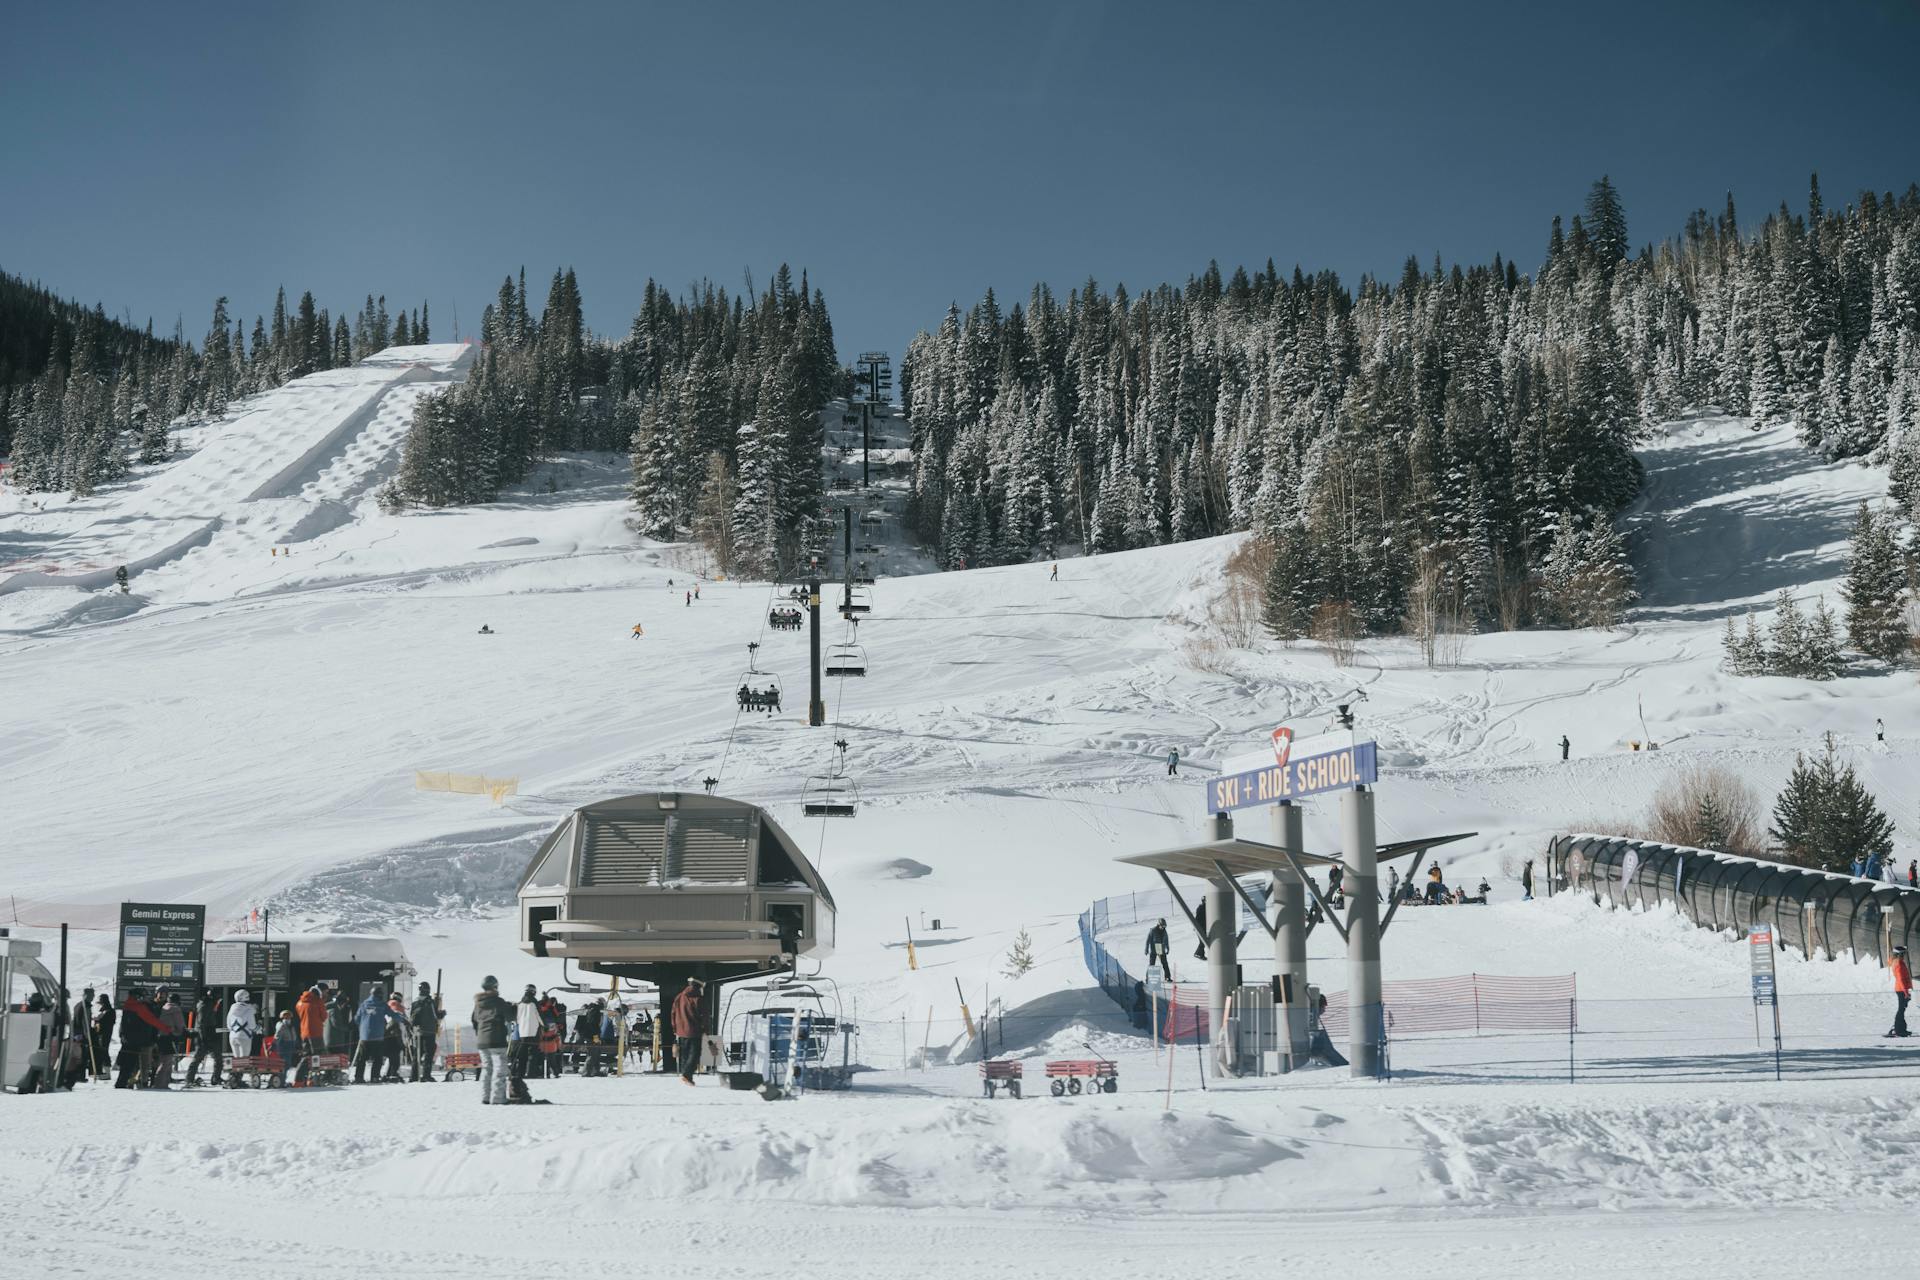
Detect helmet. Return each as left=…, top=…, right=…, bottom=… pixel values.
left=1896, top=945, right=1909, bottom=956
left=482, top=975, right=499, bottom=991
left=235, top=989, right=250, bottom=1002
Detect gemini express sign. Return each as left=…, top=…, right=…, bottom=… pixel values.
left=1206, top=732, right=1378, bottom=812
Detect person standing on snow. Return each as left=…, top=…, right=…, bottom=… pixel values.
left=91, top=995, right=116, bottom=1081
left=1890, top=946, right=1912, bottom=1039
left=115, top=989, right=166, bottom=1089
left=294, top=984, right=328, bottom=1085
left=1909, top=860, right=1917, bottom=889
left=352, top=988, right=399, bottom=1084
left=1050, top=564, right=1058, bottom=581
left=685, top=591, right=691, bottom=607
left=1145, top=918, right=1172, bottom=982
left=1559, top=735, right=1570, bottom=761
left=1166, top=748, right=1180, bottom=776
left=410, top=982, right=444, bottom=1082
left=383, top=992, right=409, bottom=1081
left=511, top=985, right=543, bottom=1083
left=471, top=976, right=512, bottom=1104
left=326, top=987, right=354, bottom=1054
left=185, top=988, right=225, bottom=1087
left=226, top=989, right=260, bottom=1063
left=671, top=978, right=706, bottom=1085
left=271, top=1010, right=301, bottom=1084
left=1521, top=858, right=1536, bottom=901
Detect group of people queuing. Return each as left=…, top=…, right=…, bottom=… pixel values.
left=51, top=981, right=448, bottom=1092
left=466, top=974, right=706, bottom=1104
left=1851, top=854, right=1919, bottom=887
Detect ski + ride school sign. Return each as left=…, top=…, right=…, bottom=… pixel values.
left=1206, top=730, right=1379, bottom=813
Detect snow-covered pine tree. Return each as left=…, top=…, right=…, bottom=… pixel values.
left=1803, top=596, right=1844, bottom=680
left=1842, top=501, right=1912, bottom=663
left=1767, top=588, right=1807, bottom=676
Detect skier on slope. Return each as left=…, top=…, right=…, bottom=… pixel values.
left=1559, top=735, right=1570, bottom=761
left=1521, top=858, right=1536, bottom=901
left=1890, top=946, right=1913, bottom=1039
left=1145, top=919, right=1172, bottom=983
left=631, top=623, right=645, bottom=639
left=1166, top=747, right=1180, bottom=776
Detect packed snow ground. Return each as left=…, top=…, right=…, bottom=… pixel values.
left=4, top=398, right=1918, bottom=1276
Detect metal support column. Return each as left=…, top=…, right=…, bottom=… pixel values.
left=1206, top=812, right=1238, bottom=1075
left=1269, top=801, right=1309, bottom=1066
left=806, top=579, right=825, bottom=726
left=1344, top=786, right=1384, bottom=1078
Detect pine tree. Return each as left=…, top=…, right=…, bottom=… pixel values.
left=1804, top=595, right=1844, bottom=679
left=1769, top=733, right=1894, bottom=870
left=1003, top=927, right=1036, bottom=979
left=1841, top=501, right=1911, bottom=663
left=1767, top=588, right=1807, bottom=675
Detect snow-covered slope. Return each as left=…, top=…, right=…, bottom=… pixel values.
left=3, top=400, right=1916, bottom=1277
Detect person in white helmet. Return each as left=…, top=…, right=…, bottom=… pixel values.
left=227, top=989, right=260, bottom=1060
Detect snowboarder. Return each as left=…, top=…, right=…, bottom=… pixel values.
left=478, top=624, right=494, bottom=634
left=1559, top=735, right=1570, bottom=761
left=631, top=623, right=644, bottom=639
left=671, top=978, right=706, bottom=1084
left=471, top=976, right=512, bottom=1105
left=1145, top=918, right=1172, bottom=982
left=1166, top=748, right=1180, bottom=776
left=114, top=565, right=129, bottom=593
left=1890, top=946, right=1912, bottom=1039
left=1521, top=858, right=1535, bottom=901
left=410, top=981, right=443, bottom=1082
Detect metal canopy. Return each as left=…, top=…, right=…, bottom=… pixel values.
left=1116, top=831, right=1476, bottom=881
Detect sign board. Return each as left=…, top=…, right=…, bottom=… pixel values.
left=116, top=902, right=206, bottom=997
left=1620, top=848, right=1640, bottom=889
left=203, top=941, right=247, bottom=987
left=1749, top=923, right=1777, bottom=1006
left=1207, top=732, right=1378, bottom=812
left=246, top=942, right=291, bottom=991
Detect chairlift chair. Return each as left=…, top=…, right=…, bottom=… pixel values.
left=735, top=642, right=784, bottom=713
left=823, top=643, right=867, bottom=678
left=838, top=585, right=872, bottom=616
left=800, top=775, right=860, bottom=818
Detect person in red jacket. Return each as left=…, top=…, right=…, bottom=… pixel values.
left=1890, top=946, right=1912, bottom=1039
left=670, top=978, right=706, bottom=1085
left=294, top=983, right=329, bottom=1084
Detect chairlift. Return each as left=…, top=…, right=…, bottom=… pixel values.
left=824, top=642, right=867, bottom=678
left=838, top=585, right=872, bottom=616
left=735, top=642, right=784, bottom=714
left=801, top=739, right=860, bottom=818
left=859, top=510, right=885, bottom=526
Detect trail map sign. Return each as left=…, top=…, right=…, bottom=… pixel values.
left=1749, top=924, right=1777, bottom=1007
left=1207, top=732, right=1378, bottom=813
left=246, top=942, right=291, bottom=991
left=116, top=902, right=205, bottom=996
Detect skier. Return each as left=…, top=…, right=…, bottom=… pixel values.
left=410, top=981, right=443, bottom=1082
left=1166, top=747, right=1180, bottom=776
left=114, top=565, right=129, bottom=593
left=1878, top=718, right=1886, bottom=742
left=631, top=623, right=644, bottom=639
left=1559, top=735, right=1570, bottom=761
left=1521, top=858, right=1535, bottom=901
left=471, top=975, right=512, bottom=1105
left=1050, top=563, right=1058, bottom=582
left=1890, top=946, right=1912, bottom=1039
left=694, top=584, right=700, bottom=600
left=185, top=988, right=224, bottom=1087
left=1145, top=918, right=1172, bottom=982
left=685, top=591, right=691, bottom=607
left=352, top=988, right=398, bottom=1083
left=90, top=995, right=115, bottom=1081
left=226, top=989, right=260, bottom=1063
left=671, top=978, right=706, bottom=1085
left=152, top=990, right=186, bottom=1088
left=512, top=984, right=542, bottom=1085
left=294, top=984, right=328, bottom=1084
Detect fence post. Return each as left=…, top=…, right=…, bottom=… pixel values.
left=1567, top=997, right=1575, bottom=1084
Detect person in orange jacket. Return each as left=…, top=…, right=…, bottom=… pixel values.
left=294, top=983, right=330, bottom=1084
left=1890, top=945, right=1912, bottom=1039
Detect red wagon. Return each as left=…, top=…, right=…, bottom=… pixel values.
left=1044, top=1059, right=1118, bottom=1096
left=979, top=1058, right=1023, bottom=1099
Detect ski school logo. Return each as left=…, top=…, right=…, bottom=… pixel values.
left=1271, top=727, right=1293, bottom=769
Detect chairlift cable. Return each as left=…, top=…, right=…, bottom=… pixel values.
left=714, top=575, right=784, bottom=788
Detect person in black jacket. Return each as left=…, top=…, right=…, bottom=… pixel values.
left=115, top=990, right=166, bottom=1089
left=1144, top=919, right=1171, bottom=982
left=91, top=996, right=116, bottom=1081
left=471, top=975, right=512, bottom=1105
left=409, top=982, right=443, bottom=1082
left=326, top=989, right=354, bottom=1054
left=185, top=989, right=224, bottom=1087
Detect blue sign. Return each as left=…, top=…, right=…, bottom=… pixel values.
left=1207, top=741, right=1378, bottom=812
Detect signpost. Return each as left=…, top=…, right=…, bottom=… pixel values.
left=1750, top=923, right=1783, bottom=1078
left=1207, top=733, right=1378, bottom=813
left=116, top=902, right=206, bottom=998
left=246, top=941, right=291, bottom=993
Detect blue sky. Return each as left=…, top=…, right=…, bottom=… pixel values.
left=4, top=1, right=1917, bottom=367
